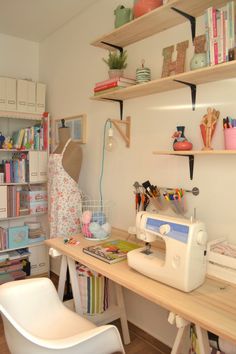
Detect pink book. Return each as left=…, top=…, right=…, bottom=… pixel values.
left=4, top=162, right=10, bottom=183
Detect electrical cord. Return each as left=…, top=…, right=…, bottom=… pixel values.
left=99, top=119, right=112, bottom=203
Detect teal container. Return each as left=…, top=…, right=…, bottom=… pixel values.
left=114, top=5, right=133, bottom=28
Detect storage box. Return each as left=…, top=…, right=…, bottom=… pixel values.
left=21, top=201, right=47, bottom=215
left=20, top=190, right=47, bottom=203
left=8, top=226, right=29, bottom=249
left=207, top=238, right=236, bottom=284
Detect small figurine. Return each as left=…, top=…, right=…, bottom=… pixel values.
left=3, top=136, right=13, bottom=150
left=200, top=108, right=220, bottom=150
left=0, top=132, right=5, bottom=149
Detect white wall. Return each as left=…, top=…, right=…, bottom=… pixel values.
left=0, top=33, right=39, bottom=80
left=39, top=0, right=236, bottom=346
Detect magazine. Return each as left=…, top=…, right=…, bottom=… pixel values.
left=83, top=239, right=141, bottom=264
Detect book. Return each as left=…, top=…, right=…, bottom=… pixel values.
left=94, top=80, right=135, bottom=92
left=83, top=239, right=141, bottom=264
left=94, top=86, right=124, bottom=96
left=95, top=76, right=136, bottom=88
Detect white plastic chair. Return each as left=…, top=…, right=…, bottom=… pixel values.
left=0, top=277, right=125, bottom=354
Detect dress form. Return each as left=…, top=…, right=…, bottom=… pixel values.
left=54, top=126, right=82, bottom=183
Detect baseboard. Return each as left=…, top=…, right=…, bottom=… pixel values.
left=128, top=321, right=171, bottom=354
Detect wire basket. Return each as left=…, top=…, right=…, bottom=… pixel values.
left=80, top=200, right=111, bottom=240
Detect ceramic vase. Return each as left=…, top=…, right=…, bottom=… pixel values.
left=173, top=126, right=193, bottom=151
left=108, top=69, right=124, bottom=79
left=190, top=53, right=208, bottom=71
left=133, top=0, right=163, bottom=18
left=114, top=5, right=133, bottom=28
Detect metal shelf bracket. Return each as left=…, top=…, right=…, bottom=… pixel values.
left=174, top=154, right=195, bottom=180
left=171, top=7, right=196, bottom=43
left=173, top=79, right=197, bottom=111
left=100, top=41, right=123, bottom=54
left=102, top=98, right=124, bottom=120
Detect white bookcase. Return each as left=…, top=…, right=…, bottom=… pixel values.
left=0, top=110, right=50, bottom=281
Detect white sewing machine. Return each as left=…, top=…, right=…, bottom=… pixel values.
left=127, top=212, right=208, bottom=292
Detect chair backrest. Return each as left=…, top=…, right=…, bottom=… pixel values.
left=0, top=278, right=125, bottom=354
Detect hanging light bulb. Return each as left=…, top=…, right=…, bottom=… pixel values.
left=105, top=125, right=117, bottom=152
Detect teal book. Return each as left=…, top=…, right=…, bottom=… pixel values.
left=83, top=239, right=141, bottom=264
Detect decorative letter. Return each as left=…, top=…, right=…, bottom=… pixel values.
left=161, top=40, right=189, bottom=77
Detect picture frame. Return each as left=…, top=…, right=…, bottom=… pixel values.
left=54, top=113, right=87, bottom=145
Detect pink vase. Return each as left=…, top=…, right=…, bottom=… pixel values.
left=133, top=0, right=163, bottom=18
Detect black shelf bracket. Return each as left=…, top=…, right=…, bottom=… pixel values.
left=173, top=79, right=197, bottom=111
left=171, top=7, right=196, bottom=43
left=175, top=154, right=195, bottom=180
left=100, top=41, right=123, bottom=54
left=102, top=98, right=124, bottom=120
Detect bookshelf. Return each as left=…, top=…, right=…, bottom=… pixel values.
left=0, top=111, right=50, bottom=283
left=91, top=0, right=231, bottom=50
left=91, top=60, right=236, bottom=102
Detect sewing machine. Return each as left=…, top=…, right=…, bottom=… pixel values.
left=127, top=211, right=208, bottom=292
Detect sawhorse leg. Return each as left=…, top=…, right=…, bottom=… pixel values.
left=169, top=312, right=211, bottom=354
left=115, top=283, right=130, bottom=345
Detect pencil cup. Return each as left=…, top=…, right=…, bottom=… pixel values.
left=80, top=200, right=111, bottom=240
left=224, top=128, right=236, bottom=150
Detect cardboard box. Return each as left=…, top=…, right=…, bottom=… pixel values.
left=8, top=226, right=29, bottom=249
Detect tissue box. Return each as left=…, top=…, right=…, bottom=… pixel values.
left=8, top=226, right=29, bottom=249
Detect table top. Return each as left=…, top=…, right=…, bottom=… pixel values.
left=45, top=229, right=236, bottom=344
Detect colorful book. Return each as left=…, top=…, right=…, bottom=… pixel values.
left=83, top=239, right=141, bottom=264
left=94, top=80, right=135, bottom=92
left=95, top=76, right=136, bottom=88
left=94, top=86, right=125, bottom=96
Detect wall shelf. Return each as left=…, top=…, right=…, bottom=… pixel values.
left=90, top=60, right=236, bottom=103
left=91, top=0, right=230, bottom=50
left=153, top=150, right=236, bottom=180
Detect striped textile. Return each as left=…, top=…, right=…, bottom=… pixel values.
left=76, top=263, right=109, bottom=315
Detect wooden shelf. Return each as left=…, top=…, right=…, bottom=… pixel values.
left=91, top=60, right=236, bottom=102
left=153, top=150, right=236, bottom=155
left=153, top=149, right=236, bottom=180
left=0, top=110, right=42, bottom=121
left=91, top=0, right=230, bottom=50
left=0, top=212, right=47, bottom=222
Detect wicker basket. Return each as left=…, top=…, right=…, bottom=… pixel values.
left=80, top=200, right=111, bottom=240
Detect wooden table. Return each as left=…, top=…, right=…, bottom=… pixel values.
left=45, top=229, right=236, bottom=354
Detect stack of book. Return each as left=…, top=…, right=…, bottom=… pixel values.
left=205, top=1, right=235, bottom=66
left=93, top=76, right=136, bottom=96
left=1, top=152, right=27, bottom=183
left=11, top=112, right=48, bottom=151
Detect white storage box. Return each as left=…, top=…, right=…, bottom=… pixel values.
left=207, top=238, right=236, bottom=284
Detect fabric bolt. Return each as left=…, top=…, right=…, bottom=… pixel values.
left=48, top=138, right=82, bottom=238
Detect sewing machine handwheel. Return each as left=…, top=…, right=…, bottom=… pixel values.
left=197, top=230, right=207, bottom=246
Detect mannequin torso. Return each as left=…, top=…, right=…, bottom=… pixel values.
left=54, top=127, right=82, bottom=183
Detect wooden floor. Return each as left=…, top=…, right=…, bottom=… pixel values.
left=0, top=273, right=171, bottom=354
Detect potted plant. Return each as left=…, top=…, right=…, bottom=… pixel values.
left=103, top=50, right=128, bottom=78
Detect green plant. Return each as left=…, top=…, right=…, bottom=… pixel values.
left=102, top=50, right=128, bottom=70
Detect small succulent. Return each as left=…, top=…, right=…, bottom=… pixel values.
left=103, top=50, right=128, bottom=70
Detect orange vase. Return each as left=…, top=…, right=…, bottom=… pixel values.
left=133, top=0, right=163, bottom=18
